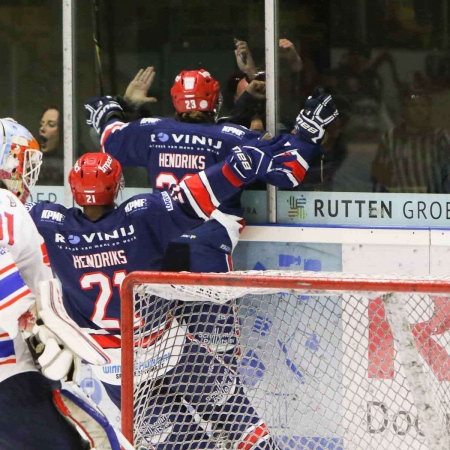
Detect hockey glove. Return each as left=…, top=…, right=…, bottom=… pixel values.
left=223, top=134, right=297, bottom=186
left=20, top=279, right=110, bottom=381
left=85, top=95, right=125, bottom=135
left=294, top=86, right=339, bottom=144
left=22, top=313, right=75, bottom=381
left=262, top=134, right=325, bottom=188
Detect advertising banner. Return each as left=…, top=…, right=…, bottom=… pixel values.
left=235, top=288, right=450, bottom=449
left=29, top=186, right=450, bottom=229
left=277, top=191, right=450, bottom=228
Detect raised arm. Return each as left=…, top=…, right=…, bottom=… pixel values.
left=85, top=95, right=157, bottom=166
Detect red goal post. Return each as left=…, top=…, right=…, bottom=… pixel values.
left=121, top=270, right=450, bottom=450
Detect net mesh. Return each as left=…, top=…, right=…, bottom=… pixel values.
left=121, top=271, right=450, bottom=450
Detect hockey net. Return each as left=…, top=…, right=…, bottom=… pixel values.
left=121, top=270, right=450, bottom=450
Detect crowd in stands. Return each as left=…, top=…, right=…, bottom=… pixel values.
left=34, top=37, right=450, bottom=195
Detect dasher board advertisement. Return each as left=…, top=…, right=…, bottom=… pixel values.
left=277, top=191, right=450, bottom=227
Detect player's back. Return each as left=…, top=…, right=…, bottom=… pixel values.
left=27, top=194, right=202, bottom=335
left=102, top=117, right=260, bottom=213
left=143, top=118, right=259, bottom=191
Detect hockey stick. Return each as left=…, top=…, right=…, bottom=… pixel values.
left=92, top=0, right=105, bottom=96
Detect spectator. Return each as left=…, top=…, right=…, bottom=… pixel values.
left=326, top=44, right=398, bottom=141
left=220, top=38, right=303, bottom=132
left=118, top=66, right=158, bottom=122
left=220, top=70, right=266, bottom=131
left=39, top=106, right=61, bottom=154
left=36, top=105, right=64, bottom=185
left=371, top=85, right=450, bottom=193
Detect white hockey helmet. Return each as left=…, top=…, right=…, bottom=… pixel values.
left=0, top=118, right=42, bottom=203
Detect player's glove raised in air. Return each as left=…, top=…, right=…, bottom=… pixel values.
left=294, top=86, right=339, bottom=144
left=223, top=134, right=297, bottom=186
left=85, top=95, right=125, bottom=135
left=20, top=279, right=110, bottom=381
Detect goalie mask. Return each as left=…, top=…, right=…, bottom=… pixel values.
left=171, top=69, right=221, bottom=116
left=0, top=118, right=42, bottom=203
left=69, top=152, right=124, bottom=206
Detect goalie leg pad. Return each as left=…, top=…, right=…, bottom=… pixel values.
left=53, top=383, right=133, bottom=450
left=37, top=279, right=110, bottom=365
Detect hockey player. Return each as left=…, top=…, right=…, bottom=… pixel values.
left=86, top=70, right=259, bottom=369
left=27, top=126, right=321, bottom=448
left=84, top=72, right=338, bottom=364
left=83, top=81, right=338, bottom=448
left=85, top=69, right=337, bottom=268
left=0, top=118, right=119, bottom=450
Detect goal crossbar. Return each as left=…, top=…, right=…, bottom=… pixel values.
left=121, top=270, right=450, bottom=294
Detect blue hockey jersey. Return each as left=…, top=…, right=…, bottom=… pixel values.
left=26, top=157, right=243, bottom=341
left=99, top=117, right=261, bottom=214
left=27, top=192, right=210, bottom=339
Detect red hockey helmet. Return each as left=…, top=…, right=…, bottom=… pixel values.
left=171, top=69, right=220, bottom=114
left=69, top=152, right=124, bottom=206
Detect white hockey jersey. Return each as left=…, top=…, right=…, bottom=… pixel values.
left=0, top=189, right=52, bottom=383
